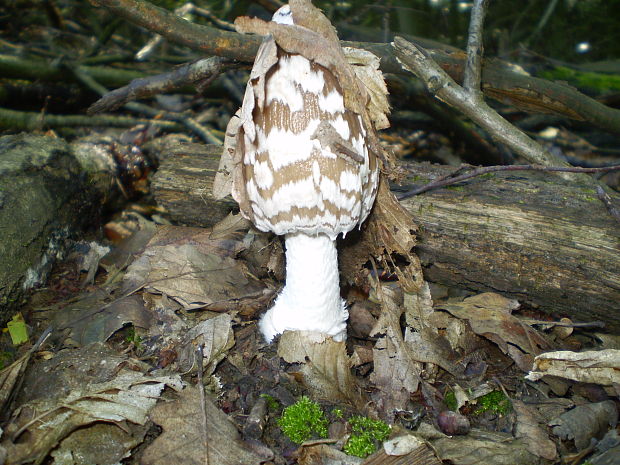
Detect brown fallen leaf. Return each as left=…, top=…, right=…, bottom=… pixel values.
left=430, top=428, right=541, bottom=465
left=549, top=400, right=618, bottom=451
left=513, top=399, right=557, bottom=461
left=50, top=422, right=148, bottom=465
left=278, top=331, right=366, bottom=409
left=176, top=314, right=235, bottom=374
left=370, top=285, right=421, bottom=420
left=123, top=225, right=266, bottom=309
left=141, top=385, right=262, bottom=465
left=297, top=443, right=363, bottom=465
left=403, top=284, right=462, bottom=376
left=2, top=369, right=183, bottom=465
left=361, top=434, right=441, bottom=465
left=438, top=293, right=552, bottom=371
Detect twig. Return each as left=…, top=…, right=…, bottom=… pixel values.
left=0, top=106, right=180, bottom=131
left=463, top=0, right=488, bottom=96
left=596, top=186, right=620, bottom=224
left=524, top=0, right=560, bottom=47
left=196, top=343, right=210, bottom=465
left=135, top=2, right=196, bottom=61
left=520, top=319, right=605, bottom=329
left=71, top=63, right=222, bottom=144
left=397, top=163, right=620, bottom=200
left=191, top=4, right=235, bottom=31
left=89, top=56, right=228, bottom=113
left=392, top=36, right=585, bottom=179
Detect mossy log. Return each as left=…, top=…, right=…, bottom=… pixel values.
left=148, top=141, right=620, bottom=330
left=0, top=134, right=118, bottom=322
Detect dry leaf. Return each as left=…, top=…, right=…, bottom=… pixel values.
left=213, top=111, right=241, bottom=200
left=341, top=178, right=423, bottom=292
left=51, top=291, right=151, bottom=346
left=370, top=285, right=421, bottom=420
left=177, top=314, right=235, bottom=374
left=402, top=283, right=461, bottom=376
left=142, top=385, right=261, bottom=465
left=526, top=349, right=620, bottom=385
left=123, top=226, right=265, bottom=309
left=343, top=47, right=390, bottom=130
left=298, top=444, right=363, bottom=465
left=513, top=400, right=557, bottom=460
left=361, top=434, right=441, bottom=465
left=549, top=400, right=618, bottom=450
left=0, top=352, right=31, bottom=415
left=2, top=370, right=183, bottom=465
left=438, top=293, right=552, bottom=371
left=50, top=422, right=148, bottom=465
left=277, top=331, right=365, bottom=409
left=430, top=429, right=540, bottom=465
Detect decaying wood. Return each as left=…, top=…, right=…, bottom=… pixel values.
left=147, top=137, right=237, bottom=227
left=150, top=141, right=620, bottom=330
left=0, top=134, right=119, bottom=324
left=399, top=163, right=619, bottom=330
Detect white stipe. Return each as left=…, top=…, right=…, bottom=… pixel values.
left=259, top=232, right=348, bottom=342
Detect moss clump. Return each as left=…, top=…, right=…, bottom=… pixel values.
left=474, top=390, right=512, bottom=416
left=344, top=416, right=391, bottom=458
left=278, top=396, right=328, bottom=444
left=259, top=394, right=279, bottom=411
left=540, top=66, right=620, bottom=94
left=444, top=390, right=458, bottom=411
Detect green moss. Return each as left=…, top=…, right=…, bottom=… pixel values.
left=331, top=408, right=344, bottom=419
left=474, top=390, right=512, bottom=416
left=124, top=326, right=142, bottom=348
left=278, top=397, right=328, bottom=444
left=260, top=394, right=280, bottom=411
left=0, top=351, right=13, bottom=370
left=444, top=390, right=458, bottom=411
left=539, top=66, right=620, bottom=93
left=344, top=416, right=391, bottom=458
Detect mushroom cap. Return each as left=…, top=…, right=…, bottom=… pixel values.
left=234, top=33, right=379, bottom=239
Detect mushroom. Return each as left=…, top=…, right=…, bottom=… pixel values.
left=230, top=3, right=379, bottom=342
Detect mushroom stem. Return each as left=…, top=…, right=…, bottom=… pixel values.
left=259, top=232, right=348, bottom=342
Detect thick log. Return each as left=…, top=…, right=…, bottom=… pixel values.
left=0, top=134, right=117, bottom=322
left=149, top=141, right=620, bottom=330
left=147, top=137, right=237, bottom=227
left=397, top=164, right=619, bottom=329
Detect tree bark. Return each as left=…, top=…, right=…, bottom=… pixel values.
left=147, top=136, right=237, bottom=227
left=149, top=140, right=620, bottom=329
left=0, top=134, right=118, bottom=323
left=397, top=163, right=619, bottom=329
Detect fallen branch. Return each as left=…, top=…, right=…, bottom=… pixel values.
left=0, top=106, right=179, bottom=131
left=392, top=35, right=577, bottom=173
left=70, top=64, right=223, bottom=144
left=88, top=0, right=620, bottom=135
left=88, top=57, right=230, bottom=114
left=397, top=164, right=620, bottom=199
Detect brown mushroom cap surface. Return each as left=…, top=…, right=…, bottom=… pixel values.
left=236, top=51, right=379, bottom=239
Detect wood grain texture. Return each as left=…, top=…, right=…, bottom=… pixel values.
left=148, top=138, right=237, bottom=227
left=398, top=163, right=619, bottom=328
